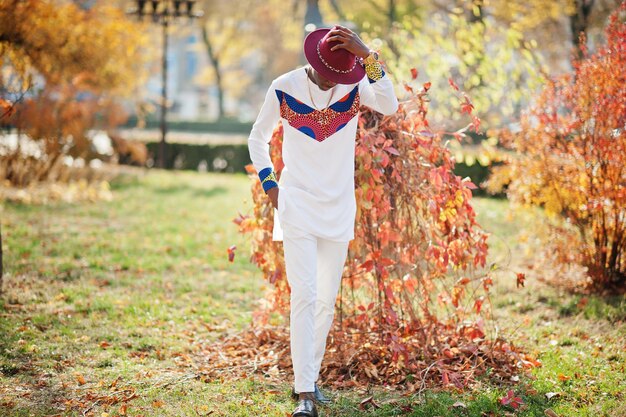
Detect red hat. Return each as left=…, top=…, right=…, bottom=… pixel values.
left=303, top=27, right=365, bottom=85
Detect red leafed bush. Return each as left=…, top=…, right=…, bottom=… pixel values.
left=226, top=74, right=532, bottom=389
left=486, top=3, right=626, bottom=292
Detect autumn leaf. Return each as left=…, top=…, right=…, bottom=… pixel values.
left=360, top=259, right=375, bottom=272
left=474, top=297, right=484, bottom=314
left=359, top=396, right=381, bottom=410
left=384, top=146, right=400, bottom=156
left=448, top=77, right=460, bottom=91
left=232, top=212, right=248, bottom=226
left=0, top=98, right=15, bottom=120
left=516, top=272, right=526, bottom=288
left=74, top=373, right=86, bottom=385
left=545, top=392, right=560, bottom=400
left=462, top=177, right=478, bottom=190
left=227, top=245, right=236, bottom=262
left=410, top=68, right=418, bottom=79
left=545, top=408, right=560, bottom=417
left=460, top=95, right=474, bottom=115
left=500, top=390, right=524, bottom=409
left=471, top=115, right=481, bottom=132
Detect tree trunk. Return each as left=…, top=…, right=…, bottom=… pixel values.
left=304, top=0, right=323, bottom=29
left=201, top=26, right=225, bottom=119
left=328, top=0, right=346, bottom=21
left=302, top=0, right=324, bottom=64
left=388, top=0, right=397, bottom=28
left=570, top=0, right=595, bottom=60
left=385, top=0, right=401, bottom=59
left=467, top=1, right=483, bottom=24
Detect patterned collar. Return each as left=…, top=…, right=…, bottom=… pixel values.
left=275, top=81, right=360, bottom=142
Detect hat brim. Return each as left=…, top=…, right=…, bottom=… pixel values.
left=303, top=28, right=365, bottom=85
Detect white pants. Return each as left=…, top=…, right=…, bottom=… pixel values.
left=282, top=222, right=349, bottom=393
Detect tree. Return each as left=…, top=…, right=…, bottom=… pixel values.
left=196, top=0, right=302, bottom=118
left=322, top=0, right=427, bottom=59
left=0, top=0, right=149, bottom=97
left=198, top=0, right=263, bottom=119
left=486, top=2, right=626, bottom=291
left=570, top=0, right=597, bottom=59
left=1, top=0, right=151, bottom=185
left=482, top=0, right=620, bottom=60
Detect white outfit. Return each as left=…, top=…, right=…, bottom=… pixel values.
left=282, top=221, right=349, bottom=393
left=248, top=66, right=397, bottom=392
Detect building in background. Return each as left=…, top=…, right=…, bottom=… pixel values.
left=140, top=28, right=264, bottom=123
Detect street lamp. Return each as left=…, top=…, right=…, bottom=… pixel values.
left=127, top=1, right=203, bottom=169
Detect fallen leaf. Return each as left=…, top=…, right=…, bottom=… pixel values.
left=110, top=376, right=121, bottom=388
left=545, top=409, right=559, bottom=417
left=452, top=401, right=467, bottom=408
left=545, top=392, right=560, bottom=400
left=195, top=404, right=214, bottom=416
left=227, top=245, right=236, bottom=263
left=359, top=396, right=380, bottom=410
left=500, top=390, right=524, bottom=409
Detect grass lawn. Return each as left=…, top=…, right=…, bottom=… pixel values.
left=1, top=169, right=624, bottom=417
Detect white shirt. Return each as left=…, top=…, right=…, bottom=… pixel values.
left=248, top=67, right=398, bottom=241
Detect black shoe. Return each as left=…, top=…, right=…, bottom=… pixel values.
left=291, top=384, right=332, bottom=405
left=292, top=399, right=318, bottom=417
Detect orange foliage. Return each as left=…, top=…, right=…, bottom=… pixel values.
left=1, top=0, right=151, bottom=187
left=0, top=0, right=149, bottom=94
left=487, top=3, right=626, bottom=291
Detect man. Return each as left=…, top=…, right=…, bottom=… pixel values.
left=248, top=25, right=398, bottom=417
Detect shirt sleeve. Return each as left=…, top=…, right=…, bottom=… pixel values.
left=358, top=70, right=399, bottom=116
left=248, top=80, right=280, bottom=191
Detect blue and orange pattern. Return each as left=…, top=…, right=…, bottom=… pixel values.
left=275, top=86, right=360, bottom=142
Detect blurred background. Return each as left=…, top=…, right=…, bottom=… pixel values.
left=0, top=0, right=622, bottom=186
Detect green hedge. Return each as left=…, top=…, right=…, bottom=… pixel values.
left=454, top=161, right=504, bottom=197
left=145, top=142, right=251, bottom=173
left=124, top=117, right=253, bottom=134
left=143, top=142, right=501, bottom=196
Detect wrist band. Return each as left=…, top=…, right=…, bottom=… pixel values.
left=364, top=61, right=385, bottom=83
left=258, top=167, right=278, bottom=193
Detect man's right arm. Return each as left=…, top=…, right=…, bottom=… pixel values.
left=248, top=81, right=280, bottom=208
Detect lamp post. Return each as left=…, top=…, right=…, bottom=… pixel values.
left=127, top=1, right=203, bottom=169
